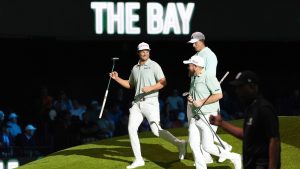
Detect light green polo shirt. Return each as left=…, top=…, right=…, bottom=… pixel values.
left=189, top=71, right=222, bottom=115
left=194, top=47, right=218, bottom=76
left=129, top=58, right=165, bottom=101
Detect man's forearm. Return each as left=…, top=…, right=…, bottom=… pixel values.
left=202, top=93, right=223, bottom=105
left=219, top=121, right=244, bottom=139
left=151, top=78, right=166, bottom=91
left=115, top=77, right=132, bottom=89
left=269, top=137, right=280, bottom=169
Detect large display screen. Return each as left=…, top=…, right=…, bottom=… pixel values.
left=0, top=0, right=299, bottom=41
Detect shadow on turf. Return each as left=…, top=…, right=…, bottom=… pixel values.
left=49, top=139, right=232, bottom=169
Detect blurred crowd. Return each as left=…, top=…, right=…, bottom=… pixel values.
left=1, top=87, right=299, bottom=159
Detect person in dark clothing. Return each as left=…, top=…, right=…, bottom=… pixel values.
left=15, top=124, right=39, bottom=157
left=0, top=124, right=14, bottom=157
left=210, top=71, right=281, bottom=169
left=79, top=112, right=98, bottom=143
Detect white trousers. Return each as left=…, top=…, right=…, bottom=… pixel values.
left=187, top=104, right=231, bottom=162
left=189, top=112, right=227, bottom=169
left=128, top=97, right=162, bottom=160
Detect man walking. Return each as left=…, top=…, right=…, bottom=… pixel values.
left=187, top=32, right=233, bottom=163
left=183, top=55, right=242, bottom=169
left=110, top=42, right=187, bottom=169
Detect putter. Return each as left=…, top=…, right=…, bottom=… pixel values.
left=183, top=71, right=229, bottom=149
left=99, top=57, right=119, bottom=119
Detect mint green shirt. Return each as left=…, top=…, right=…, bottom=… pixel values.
left=194, top=47, right=218, bottom=76
left=129, top=59, right=165, bottom=100
left=189, top=71, right=222, bottom=115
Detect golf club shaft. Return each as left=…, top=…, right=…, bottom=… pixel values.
left=99, top=61, right=116, bottom=119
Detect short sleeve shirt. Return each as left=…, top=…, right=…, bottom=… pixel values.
left=129, top=59, right=165, bottom=100
left=243, top=96, right=280, bottom=169
left=194, top=47, right=218, bottom=76
left=189, top=71, right=222, bottom=115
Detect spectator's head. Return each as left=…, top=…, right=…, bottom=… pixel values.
left=90, top=100, right=99, bottom=111
left=177, top=112, right=185, bottom=122
left=0, top=110, right=5, bottom=122
left=8, top=113, right=18, bottom=123
left=230, top=71, right=260, bottom=101
left=25, top=124, right=37, bottom=136
left=49, top=109, right=57, bottom=121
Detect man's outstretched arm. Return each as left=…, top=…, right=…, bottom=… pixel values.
left=210, top=113, right=244, bottom=140
left=110, top=71, right=132, bottom=89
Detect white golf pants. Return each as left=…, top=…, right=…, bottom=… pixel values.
left=128, top=97, right=162, bottom=160
left=189, top=112, right=230, bottom=169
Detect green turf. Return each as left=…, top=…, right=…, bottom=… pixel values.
left=18, top=116, right=300, bottom=169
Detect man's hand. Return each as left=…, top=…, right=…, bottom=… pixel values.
left=142, top=86, right=153, bottom=93
left=209, top=112, right=223, bottom=126
left=193, top=99, right=204, bottom=108
left=109, top=71, right=119, bottom=80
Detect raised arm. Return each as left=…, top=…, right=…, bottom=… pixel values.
left=110, top=71, right=132, bottom=89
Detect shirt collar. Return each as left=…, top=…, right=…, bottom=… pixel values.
left=197, top=47, right=208, bottom=54
left=138, top=58, right=151, bottom=66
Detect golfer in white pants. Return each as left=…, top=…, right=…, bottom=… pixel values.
left=187, top=31, right=233, bottom=163
left=110, top=42, right=187, bottom=169
left=183, top=56, right=242, bottom=169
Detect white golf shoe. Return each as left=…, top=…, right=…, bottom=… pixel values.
left=126, top=159, right=145, bottom=169
left=229, top=153, right=242, bottom=169
left=178, top=140, right=187, bottom=160
left=218, top=144, right=232, bottom=163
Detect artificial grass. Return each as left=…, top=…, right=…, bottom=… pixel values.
left=18, top=116, right=300, bottom=169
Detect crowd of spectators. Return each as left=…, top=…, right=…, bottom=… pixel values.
left=1, top=87, right=299, bottom=159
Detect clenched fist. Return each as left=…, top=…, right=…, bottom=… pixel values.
left=109, top=71, right=119, bottom=80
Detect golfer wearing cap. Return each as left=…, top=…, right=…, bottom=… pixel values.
left=183, top=56, right=242, bottom=169
left=110, top=42, right=187, bottom=169
left=210, top=71, right=281, bottom=169
left=187, top=32, right=234, bottom=163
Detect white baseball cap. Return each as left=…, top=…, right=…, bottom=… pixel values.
left=137, top=42, right=151, bottom=51
left=25, top=124, right=37, bottom=131
left=188, top=32, right=205, bottom=43
left=183, top=55, right=205, bottom=67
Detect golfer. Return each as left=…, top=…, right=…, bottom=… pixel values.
left=187, top=31, right=234, bottom=163
left=110, top=42, right=187, bottom=169
left=183, top=55, right=242, bottom=169
left=210, top=71, right=281, bottom=169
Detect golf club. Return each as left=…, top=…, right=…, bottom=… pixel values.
left=99, top=57, right=119, bottom=119
left=182, top=71, right=229, bottom=149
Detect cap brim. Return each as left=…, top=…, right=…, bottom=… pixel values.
left=138, top=47, right=151, bottom=51
left=183, top=60, right=192, bottom=64
left=187, top=39, right=199, bottom=43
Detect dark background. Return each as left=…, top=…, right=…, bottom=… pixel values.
left=0, top=0, right=299, bottom=116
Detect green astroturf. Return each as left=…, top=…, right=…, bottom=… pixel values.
left=18, top=116, right=300, bottom=169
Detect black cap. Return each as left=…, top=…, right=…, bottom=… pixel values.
left=230, top=71, right=259, bottom=86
